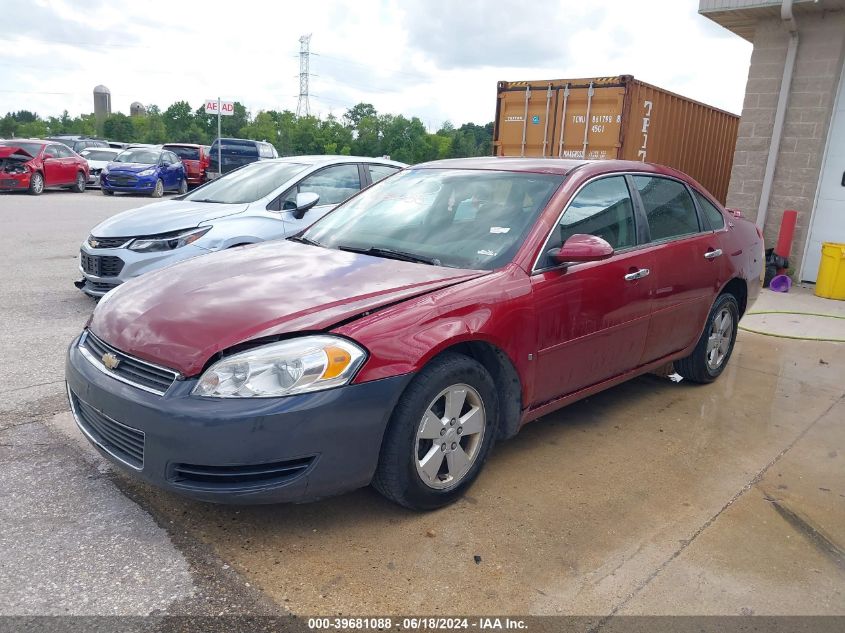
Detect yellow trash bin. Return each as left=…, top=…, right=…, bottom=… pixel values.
left=815, top=242, right=845, bottom=300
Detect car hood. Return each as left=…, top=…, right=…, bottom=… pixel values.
left=0, top=146, right=34, bottom=161
left=91, top=199, right=248, bottom=236
left=89, top=241, right=487, bottom=377
left=107, top=162, right=157, bottom=172
left=85, top=159, right=111, bottom=169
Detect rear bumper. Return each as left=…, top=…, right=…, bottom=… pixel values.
left=65, top=335, right=412, bottom=504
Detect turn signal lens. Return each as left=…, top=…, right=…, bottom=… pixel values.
left=321, top=346, right=352, bottom=379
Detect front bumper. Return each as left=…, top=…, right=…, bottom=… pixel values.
left=0, top=173, right=30, bottom=191
left=76, top=242, right=211, bottom=297
left=65, top=335, right=411, bottom=503
left=100, top=173, right=157, bottom=193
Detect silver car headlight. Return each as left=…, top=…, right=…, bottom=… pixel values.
left=138, top=168, right=156, bottom=177
left=128, top=226, right=211, bottom=252
left=193, top=336, right=367, bottom=398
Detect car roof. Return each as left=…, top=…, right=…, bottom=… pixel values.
left=270, top=155, right=406, bottom=168
left=412, top=157, right=696, bottom=181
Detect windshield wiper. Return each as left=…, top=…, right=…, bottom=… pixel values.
left=288, top=235, right=323, bottom=247
left=188, top=198, right=226, bottom=204
left=336, top=245, right=440, bottom=266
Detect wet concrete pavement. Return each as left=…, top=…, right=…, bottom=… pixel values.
left=2, top=191, right=844, bottom=616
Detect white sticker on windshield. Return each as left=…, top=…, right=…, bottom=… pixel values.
left=490, top=226, right=511, bottom=234
left=477, top=249, right=497, bottom=256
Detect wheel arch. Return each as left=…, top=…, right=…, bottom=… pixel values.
left=422, top=339, right=523, bottom=440
left=719, top=277, right=748, bottom=317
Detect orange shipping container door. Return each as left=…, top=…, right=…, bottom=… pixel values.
left=552, top=82, right=626, bottom=160
left=495, top=83, right=558, bottom=157
left=619, top=80, right=739, bottom=203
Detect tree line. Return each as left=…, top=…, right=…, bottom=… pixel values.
left=0, top=102, right=493, bottom=164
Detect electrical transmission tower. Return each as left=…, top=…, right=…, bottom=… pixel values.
left=296, top=34, right=312, bottom=117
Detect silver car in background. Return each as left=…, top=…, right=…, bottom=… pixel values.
left=75, top=155, right=405, bottom=297
left=79, top=147, right=122, bottom=187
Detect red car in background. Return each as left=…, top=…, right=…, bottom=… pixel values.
left=0, top=140, right=89, bottom=195
left=66, top=158, right=764, bottom=510
left=162, top=143, right=209, bottom=187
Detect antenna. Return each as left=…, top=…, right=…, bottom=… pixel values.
left=296, top=34, right=312, bottom=117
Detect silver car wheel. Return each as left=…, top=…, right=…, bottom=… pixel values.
left=414, top=383, right=486, bottom=490
left=706, top=307, right=733, bottom=370
left=31, top=173, right=44, bottom=194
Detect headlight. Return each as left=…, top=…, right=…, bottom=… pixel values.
left=193, top=336, right=367, bottom=398
left=128, top=226, right=211, bottom=252
left=138, top=168, right=156, bottom=177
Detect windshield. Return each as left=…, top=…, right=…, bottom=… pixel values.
left=303, top=168, right=564, bottom=270
left=183, top=160, right=307, bottom=204
left=114, top=149, right=160, bottom=164
left=165, top=145, right=200, bottom=160
left=0, top=141, right=43, bottom=156
left=81, top=149, right=118, bottom=161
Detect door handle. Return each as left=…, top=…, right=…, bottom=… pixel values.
left=624, top=268, right=650, bottom=281
left=704, top=249, right=723, bottom=260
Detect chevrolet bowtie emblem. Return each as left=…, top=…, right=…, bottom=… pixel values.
left=101, top=352, right=121, bottom=370
left=89, top=239, right=99, bottom=248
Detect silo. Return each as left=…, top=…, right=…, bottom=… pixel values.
left=93, top=85, right=111, bottom=135
left=130, top=101, right=147, bottom=117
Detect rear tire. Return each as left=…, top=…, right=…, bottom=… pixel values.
left=71, top=171, right=86, bottom=193
left=674, top=293, right=739, bottom=384
left=28, top=172, right=44, bottom=195
left=373, top=353, right=498, bottom=510
left=150, top=179, right=164, bottom=198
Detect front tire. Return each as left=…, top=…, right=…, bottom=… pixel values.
left=102, top=188, right=114, bottom=196
left=71, top=171, right=86, bottom=193
left=150, top=179, right=164, bottom=198
left=674, top=293, right=739, bottom=383
left=28, top=172, right=44, bottom=195
left=373, top=353, right=498, bottom=510
left=177, top=178, right=188, bottom=195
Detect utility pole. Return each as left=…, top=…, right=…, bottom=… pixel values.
left=296, top=34, right=312, bottom=117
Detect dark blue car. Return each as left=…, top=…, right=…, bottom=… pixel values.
left=101, top=148, right=187, bottom=197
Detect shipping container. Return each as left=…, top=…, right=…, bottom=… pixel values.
left=493, top=75, right=739, bottom=203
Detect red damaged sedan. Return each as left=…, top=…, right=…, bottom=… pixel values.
left=0, top=139, right=89, bottom=195
left=65, top=158, right=763, bottom=509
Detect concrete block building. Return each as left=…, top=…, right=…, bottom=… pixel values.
left=700, top=0, right=845, bottom=282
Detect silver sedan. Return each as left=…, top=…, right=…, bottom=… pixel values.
left=75, top=155, right=405, bottom=297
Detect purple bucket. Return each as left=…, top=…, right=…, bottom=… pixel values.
left=769, top=274, right=792, bottom=293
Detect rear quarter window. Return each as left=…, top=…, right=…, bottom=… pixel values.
left=693, top=190, right=726, bottom=230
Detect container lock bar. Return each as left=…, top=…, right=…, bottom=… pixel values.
left=558, top=84, right=570, bottom=158
left=521, top=86, right=531, bottom=157
left=582, top=82, right=594, bottom=159
left=542, top=84, right=552, bottom=157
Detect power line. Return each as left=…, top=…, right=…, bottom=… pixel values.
left=296, top=34, right=312, bottom=117
left=311, top=52, right=428, bottom=81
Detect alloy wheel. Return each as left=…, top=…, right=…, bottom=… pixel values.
left=706, top=307, right=733, bottom=370
left=414, top=383, right=486, bottom=490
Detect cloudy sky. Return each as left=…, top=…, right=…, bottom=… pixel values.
left=1, top=0, right=752, bottom=127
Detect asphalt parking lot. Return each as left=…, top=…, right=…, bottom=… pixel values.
left=1, top=190, right=843, bottom=617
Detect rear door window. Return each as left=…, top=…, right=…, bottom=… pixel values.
left=692, top=190, right=726, bottom=230
left=549, top=176, right=637, bottom=253
left=632, top=176, right=701, bottom=242
left=285, top=164, right=362, bottom=207
left=166, top=146, right=200, bottom=161
left=368, top=164, right=401, bottom=183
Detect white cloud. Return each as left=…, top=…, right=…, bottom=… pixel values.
left=0, top=0, right=751, bottom=129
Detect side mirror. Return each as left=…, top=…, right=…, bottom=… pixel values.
left=291, top=191, right=320, bottom=220
left=548, top=234, right=614, bottom=266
